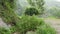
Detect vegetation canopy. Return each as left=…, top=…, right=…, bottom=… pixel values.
left=25, top=7, right=39, bottom=16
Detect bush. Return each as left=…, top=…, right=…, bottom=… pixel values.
left=0, top=27, right=11, bottom=34
left=10, top=26, right=17, bottom=33
left=36, top=24, right=56, bottom=34
left=16, top=16, right=45, bottom=34
left=0, top=15, right=56, bottom=34
left=24, top=7, right=39, bottom=16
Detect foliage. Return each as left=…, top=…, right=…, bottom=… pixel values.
left=27, top=0, right=45, bottom=14
left=10, top=26, right=17, bottom=33
left=0, top=0, right=20, bottom=26
left=16, top=16, right=56, bottom=34
left=52, top=8, right=60, bottom=18
left=36, top=24, right=56, bottom=34
left=25, top=7, right=39, bottom=16
left=16, top=16, right=45, bottom=34
left=0, top=27, right=11, bottom=34
left=0, top=0, right=56, bottom=34
left=0, top=15, right=56, bottom=34
left=48, top=7, right=60, bottom=18
left=53, top=11, right=60, bottom=18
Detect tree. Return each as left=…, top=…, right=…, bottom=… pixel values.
left=27, top=0, right=45, bottom=14
left=25, top=7, right=39, bottom=16
left=0, top=0, right=20, bottom=26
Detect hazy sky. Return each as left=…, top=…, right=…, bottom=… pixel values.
left=52, top=0, right=60, bottom=2
left=55, top=0, right=60, bottom=1
left=55, top=0, right=60, bottom=2
left=45, top=0, right=60, bottom=2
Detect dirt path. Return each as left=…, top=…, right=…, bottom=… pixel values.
left=44, top=18, right=60, bottom=34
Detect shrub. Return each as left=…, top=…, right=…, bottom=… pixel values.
left=0, top=27, right=11, bottom=34
left=0, top=16, right=56, bottom=34
left=10, top=26, right=17, bottom=33
left=16, top=16, right=45, bottom=34
left=36, top=24, right=56, bottom=34
left=24, top=7, right=39, bottom=16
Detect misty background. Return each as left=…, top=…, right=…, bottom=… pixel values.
left=15, top=0, right=60, bottom=18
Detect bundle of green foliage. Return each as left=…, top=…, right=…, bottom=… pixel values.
left=27, top=0, right=44, bottom=14
left=0, top=0, right=20, bottom=26
left=0, top=16, right=56, bottom=34
left=16, top=16, right=45, bottom=34
left=15, top=16, right=56, bottom=34
left=0, top=27, right=11, bottom=34
left=25, top=7, right=39, bottom=16
left=36, top=24, right=56, bottom=34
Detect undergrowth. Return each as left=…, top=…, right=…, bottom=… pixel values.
left=0, top=16, right=56, bottom=34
